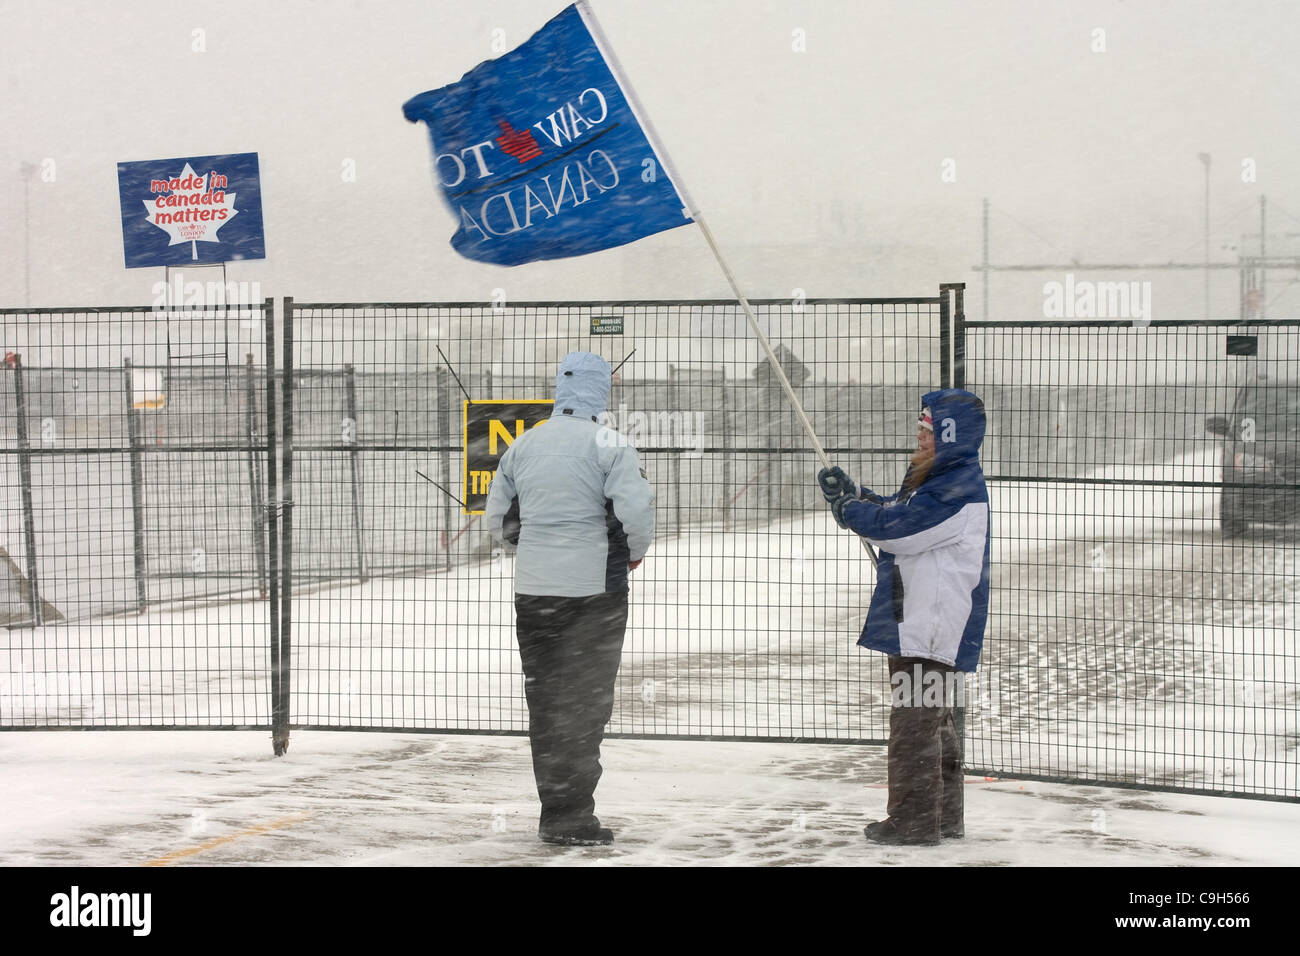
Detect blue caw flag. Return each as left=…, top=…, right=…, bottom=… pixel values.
left=402, top=2, right=693, bottom=266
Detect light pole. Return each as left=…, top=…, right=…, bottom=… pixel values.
left=19, top=161, right=38, bottom=306
left=1198, top=152, right=1211, bottom=318
left=982, top=197, right=990, bottom=321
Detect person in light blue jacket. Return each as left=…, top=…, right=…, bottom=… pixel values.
left=485, top=351, right=655, bottom=847
left=819, top=388, right=990, bottom=846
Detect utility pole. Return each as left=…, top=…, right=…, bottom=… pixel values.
left=1260, top=195, right=1267, bottom=319
left=1198, top=152, right=1211, bottom=318
left=20, top=161, right=37, bottom=306
left=982, top=197, right=990, bottom=321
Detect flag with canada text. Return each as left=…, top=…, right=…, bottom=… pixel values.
left=402, top=2, right=692, bottom=266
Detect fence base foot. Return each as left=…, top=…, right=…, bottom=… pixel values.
left=272, top=733, right=290, bottom=757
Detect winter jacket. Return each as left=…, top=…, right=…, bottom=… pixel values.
left=485, top=352, right=656, bottom=597
left=837, top=389, right=990, bottom=671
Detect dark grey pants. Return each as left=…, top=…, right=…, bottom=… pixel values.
left=515, top=592, right=628, bottom=831
left=886, top=655, right=964, bottom=840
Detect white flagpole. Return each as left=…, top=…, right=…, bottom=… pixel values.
left=578, top=1, right=878, bottom=566
left=692, top=215, right=829, bottom=469
left=694, top=218, right=879, bottom=567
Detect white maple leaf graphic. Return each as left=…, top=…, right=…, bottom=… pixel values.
left=141, top=162, right=239, bottom=260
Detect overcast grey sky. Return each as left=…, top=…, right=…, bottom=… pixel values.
left=3, top=0, right=1299, bottom=316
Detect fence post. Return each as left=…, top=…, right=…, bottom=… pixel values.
left=763, top=374, right=774, bottom=517
left=121, top=359, right=148, bottom=613
left=951, top=283, right=967, bottom=755
left=939, top=283, right=968, bottom=760
left=276, top=296, right=294, bottom=756
left=265, top=298, right=286, bottom=756
left=939, top=286, right=952, bottom=391
left=720, top=375, right=731, bottom=531
left=11, top=355, right=43, bottom=626
left=244, top=353, right=268, bottom=599
left=435, top=368, right=454, bottom=570
left=671, top=369, right=682, bottom=535
left=953, top=287, right=967, bottom=391
left=343, top=363, right=368, bottom=584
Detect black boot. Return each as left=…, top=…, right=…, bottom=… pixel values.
left=864, top=818, right=940, bottom=847
left=539, top=822, right=614, bottom=846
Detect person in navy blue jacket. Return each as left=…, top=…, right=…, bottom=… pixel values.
left=486, top=351, right=655, bottom=847
left=818, top=388, right=990, bottom=846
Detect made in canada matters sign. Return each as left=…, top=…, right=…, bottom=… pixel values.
left=116, top=152, right=266, bottom=268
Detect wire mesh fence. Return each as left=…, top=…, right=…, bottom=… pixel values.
left=0, top=303, right=276, bottom=727
left=283, top=296, right=948, bottom=742
left=3, top=293, right=1296, bottom=801
left=959, top=317, right=1300, bottom=798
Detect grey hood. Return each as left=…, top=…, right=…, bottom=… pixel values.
left=552, top=352, right=611, bottom=421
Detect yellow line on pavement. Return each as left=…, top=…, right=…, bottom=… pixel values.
left=142, top=812, right=312, bottom=867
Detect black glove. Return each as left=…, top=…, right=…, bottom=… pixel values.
left=817, top=466, right=859, bottom=503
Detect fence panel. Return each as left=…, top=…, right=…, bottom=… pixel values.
left=10, top=294, right=1291, bottom=799
left=960, top=318, right=1300, bottom=798
left=283, top=297, right=947, bottom=741
left=0, top=304, right=276, bottom=728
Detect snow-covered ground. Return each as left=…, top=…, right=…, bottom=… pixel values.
left=1, top=730, right=1296, bottom=867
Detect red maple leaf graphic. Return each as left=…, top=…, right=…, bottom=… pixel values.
left=495, top=120, right=543, bottom=163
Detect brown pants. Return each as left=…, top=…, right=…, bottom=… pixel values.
left=886, top=655, right=964, bottom=841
